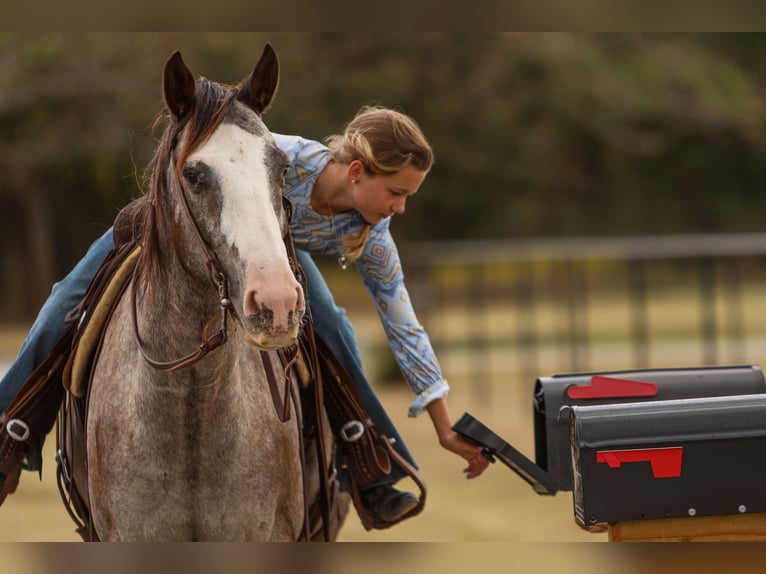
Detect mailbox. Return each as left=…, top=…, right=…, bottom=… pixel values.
left=570, top=393, right=766, bottom=530
left=533, top=365, right=765, bottom=492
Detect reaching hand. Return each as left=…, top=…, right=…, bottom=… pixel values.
left=439, top=429, right=490, bottom=479
left=425, top=397, right=490, bottom=479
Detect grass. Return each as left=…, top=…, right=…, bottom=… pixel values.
left=3, top=274, right=766, bottom=542
left=0, top=382, right=602, bottom=543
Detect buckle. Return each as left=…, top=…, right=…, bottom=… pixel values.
left=340, top=420, right=365, bottom=442
left=6, top=419, right=30, bottom=442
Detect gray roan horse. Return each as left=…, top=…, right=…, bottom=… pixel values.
left=84, top=44, right=346, bottom=540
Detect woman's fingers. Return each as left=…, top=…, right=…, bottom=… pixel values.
left=440, top=431, right=490, bottom=479
left=463, top=448, right=490, bottom=479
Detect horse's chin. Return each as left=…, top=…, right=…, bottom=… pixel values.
left=242, top=329, right=299, bottom=351
left=236, top=306, right=304, bottom=350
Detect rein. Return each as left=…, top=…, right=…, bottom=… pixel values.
left=130, top=266, right=232, bottom=372
left=129, top=186, right=234, bottom=372
left=128, top=155, right=302, bottom=415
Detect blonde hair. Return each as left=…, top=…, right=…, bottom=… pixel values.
left=324, top=106, right=434, bottom=261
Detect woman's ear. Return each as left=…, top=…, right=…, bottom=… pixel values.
left=348, top=160, right=364, bottom=183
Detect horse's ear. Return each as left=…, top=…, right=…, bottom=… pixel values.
left=163, top=51, right=196, bottom=121
left=239, top=43, right=279, bottom=115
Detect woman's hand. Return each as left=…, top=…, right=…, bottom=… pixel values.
left=438, top=429, right=490, bottom=479
left=426, top=397, right=490, bottom=479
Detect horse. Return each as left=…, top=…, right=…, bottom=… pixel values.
left=80, top=44, right=346, bottom=541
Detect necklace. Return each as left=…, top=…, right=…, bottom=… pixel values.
left=326, top=199, right=350, bottom=270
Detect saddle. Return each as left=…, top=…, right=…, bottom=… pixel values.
left=0, top=197, right=427, bottom=540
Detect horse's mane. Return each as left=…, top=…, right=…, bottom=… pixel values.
left=138, top=77, right=241, bottom=277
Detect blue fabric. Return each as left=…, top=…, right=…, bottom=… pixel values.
left=296, top=249, right=417, bottom=484
left=0, top=228, right=115, bottom=413
left=275, top=133, right=450, bottom=416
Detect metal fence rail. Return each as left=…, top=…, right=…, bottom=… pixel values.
left=403, top=233, right=766, bottom=400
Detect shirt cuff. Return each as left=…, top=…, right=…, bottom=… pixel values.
left=407, top=380, right=450, bottom=418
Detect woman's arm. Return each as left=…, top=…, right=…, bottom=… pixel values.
left=356, top=223, right=446, bottom=412
left=356, top=223, right=489, bottom=478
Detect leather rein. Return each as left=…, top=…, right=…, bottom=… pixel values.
left=129, top=159, right=301, bottom=424
left=130, top=161, right=234, bottom=372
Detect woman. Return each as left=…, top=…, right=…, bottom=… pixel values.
left=0, top=105, right=489, bottom=525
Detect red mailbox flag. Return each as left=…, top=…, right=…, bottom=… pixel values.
left=567, top=375, right=658, bottom=400
left=596, top=447, right=683, bottom=478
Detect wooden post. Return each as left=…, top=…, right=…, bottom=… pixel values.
left=608, top=512, right=766, bottom=542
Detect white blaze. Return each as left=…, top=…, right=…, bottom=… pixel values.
left=188, top=123, right=283, bottom=261
left=187, top=122, right=302, bottom=346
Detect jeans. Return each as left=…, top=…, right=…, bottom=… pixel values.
left=0, top=229, right=416, bottom=486
left=0, top=228, right=115, bottom=413
left=295, top=249, right=417, bottom=486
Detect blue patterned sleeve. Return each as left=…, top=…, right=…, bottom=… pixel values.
left=355, top=221, right=450, bottom=417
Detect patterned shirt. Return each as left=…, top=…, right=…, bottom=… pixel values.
left=274, top=133, right=449, bottom=417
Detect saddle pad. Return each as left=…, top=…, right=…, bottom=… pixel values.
left=63, top=246, right=141, bottom=398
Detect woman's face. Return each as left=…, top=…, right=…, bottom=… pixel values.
left=351, top=166, right=427, bottom=225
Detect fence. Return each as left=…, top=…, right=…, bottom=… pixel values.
left=403, top=233, right=766, bottom=407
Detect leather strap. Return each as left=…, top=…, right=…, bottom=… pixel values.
left=0, top=466, right=20, bottom=506
left=301, top=313, right=332, bottom=541
left=260, top=349, right=292, bottom=423
left=130, top=157, right=235, bottom=373
left=131, top=264, right=229, bottom=372
left=350, top=437, right=427, bottom=531
left=312, top=332, right=428, bottom=530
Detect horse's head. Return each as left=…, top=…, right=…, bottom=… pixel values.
left=150, top=44, right=304, bottom=350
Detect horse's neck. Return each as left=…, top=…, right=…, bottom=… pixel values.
left=135, top=247, right=220, bottom=362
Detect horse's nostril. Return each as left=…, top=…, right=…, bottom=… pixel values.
left=244, top=290, right=261, bottom=317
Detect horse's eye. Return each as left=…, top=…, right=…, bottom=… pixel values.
left=183, top=165, right=204, bottom=188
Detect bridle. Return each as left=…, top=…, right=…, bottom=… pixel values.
left=128, top=127, right=333, bottom=542
left=129, top=134, right=305, bottom=391
left=130, top=153, right=235, bottom=373
left=128, top=135, right=313, bottom=425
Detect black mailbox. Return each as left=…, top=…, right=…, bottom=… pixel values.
left=570, top=393, right=766, bottom=530
left=533, top=365, right=765, bottom=492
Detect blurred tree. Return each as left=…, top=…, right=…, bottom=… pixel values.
left=3, top=32, right=766, bottom=320
left=0, top=33, right=142, bottom=318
